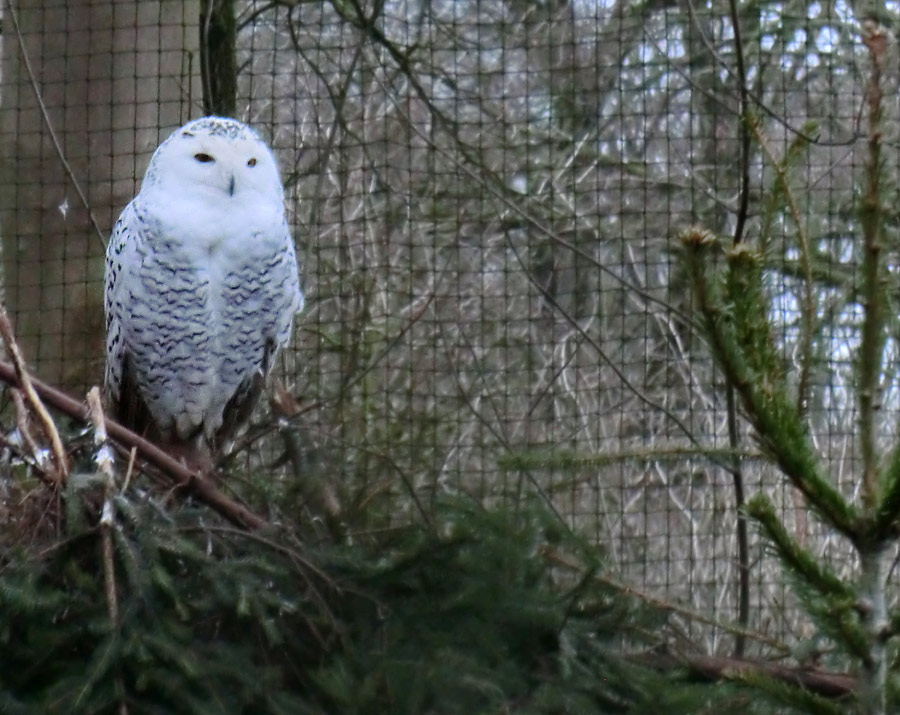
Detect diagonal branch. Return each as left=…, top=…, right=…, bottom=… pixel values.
left=0, top=361, right=265, bottom=530
left=638, top=652, right=855, bottom=701
left=0, top=306, right=68, bottom=481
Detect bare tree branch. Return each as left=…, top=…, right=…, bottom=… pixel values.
left=0, top=306, right=68, bottom=481
left=0, top=361, right=266, bottom=530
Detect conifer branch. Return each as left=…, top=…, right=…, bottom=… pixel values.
left=746, top=495, right=853, bottom=601
left=681, top=229, right=858, bottom=537
left=870, top=449, right=900, bottom=539
left=751, top=121, right=816, bottom=417
left=736, top=668, right=847, bottom=714
left=747, top=494, right=870, bottom=664
left=585, top=564, right=790, bottom=655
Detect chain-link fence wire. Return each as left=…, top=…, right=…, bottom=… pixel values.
left=0, top=0, right=890, bottom=655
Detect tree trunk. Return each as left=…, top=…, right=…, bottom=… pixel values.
left=200, top=0, right=237, bottom=117
left=0, top=0, right=201, bottom=390
left=858, top=544, right=890, bottom=715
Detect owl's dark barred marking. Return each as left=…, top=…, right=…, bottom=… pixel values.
left=104, top=117, right=303, bottom=467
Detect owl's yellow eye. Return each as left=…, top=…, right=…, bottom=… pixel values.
left=247, top=158, right=257, bottom=167
left=194, top=153, right=215, bottom=163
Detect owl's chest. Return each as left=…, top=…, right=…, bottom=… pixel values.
left=137, top=239, right=260, bottom=350
left=138, top=194, right=283, bottom=313
left=164, top=199, right=255, bottom=250
left=160, top=237, right=260, bottom=306
left=152, top=203, right=276, bottom=270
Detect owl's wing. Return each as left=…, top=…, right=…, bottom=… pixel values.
left=271, top=223, right=305, bottom=349
left=115, top=352, right=162, bottom=440
left=104, top=200, right=161, bottom=438
left=213, top=341, right=270, bottom=449
left=214, top=222, right=303, bottom=447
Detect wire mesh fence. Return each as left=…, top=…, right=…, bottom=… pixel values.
left=0, top=0, right=889, bottom=655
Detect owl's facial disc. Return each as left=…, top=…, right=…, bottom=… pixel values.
left=138, top=118, right=286, bottom=229
left=150, top=127, right=280, bottom=203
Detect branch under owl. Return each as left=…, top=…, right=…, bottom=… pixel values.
left=0, top=359, right=266, bottom=530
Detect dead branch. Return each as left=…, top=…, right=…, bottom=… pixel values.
left=639, top=651, right=855, bottom=700
left=87, top=388, right=121, bottom=623
left=10, top=388, right=56, bottom=483
left=0, top=306, right=68, bottom=480
left=0, top=360, right=266, bottom=530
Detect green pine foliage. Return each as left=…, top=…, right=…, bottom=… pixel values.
left=677, top=26, right=900, bottom=713
left=746, top=495, right=868, bottom=667
left=0, top=474, right=761, bottom=714
left=736, top=671, right=846, bottom=715
left=0, top=498, right=320, bottom=714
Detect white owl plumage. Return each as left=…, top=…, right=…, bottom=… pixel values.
left=104, top=116, right=303, bottom=460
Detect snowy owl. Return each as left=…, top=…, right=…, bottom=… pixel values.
left=104, top=116, right=303, bottom=466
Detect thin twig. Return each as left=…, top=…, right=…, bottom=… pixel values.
left=497, top=445, right=766, bottom=471
left=540, top=546, right=791, bottom=655
left=724, top=1, right=751, bottom=648
left=0, top=306, right=68, bottom=480
left=726, top=386, right=749, bottom=657
left=87, top=388, right=121, bottom=622
left=727, top=0, right=750, bottom=247
left=367, top=70, right=729, bottom=464
left=121, top=447, right=137, bottom=494
left=345, top=0, right=697, bottom=330
left=223, top=267, right=444, bottom=462
left=10, top=388, right=54, bottom=478
left=678, top=0, right=834, bottom=148
left=2, top=0, right=106, bottom=247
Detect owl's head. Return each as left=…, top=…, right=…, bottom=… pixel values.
left=141, top=117, right=284, bottom=206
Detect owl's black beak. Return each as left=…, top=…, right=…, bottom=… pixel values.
left=228, top=175, right=235, bottom=196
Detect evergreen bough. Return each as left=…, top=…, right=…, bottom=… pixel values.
left=0, top=476, right=762, bottom=714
